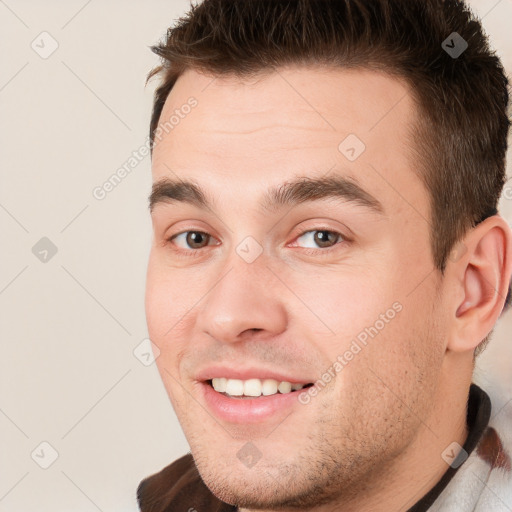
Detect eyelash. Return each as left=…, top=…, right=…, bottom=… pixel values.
left=165, top=227, right=349, bottom=258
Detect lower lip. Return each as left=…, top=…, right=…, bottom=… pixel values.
left=201, top=382, right=307, bottom=424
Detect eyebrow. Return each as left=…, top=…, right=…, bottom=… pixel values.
left=148, top=174, right=384, bottom=215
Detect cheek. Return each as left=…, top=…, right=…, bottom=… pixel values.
left=317, top=276, right=396, bottom=345
left=145, top=257, right=196, bottom=378
left=333, top=306, right=444, bottom=442
left=361, top=298, right=445, bottom=396
left=332, top=279, right=441, bottom=382
left=145, top=254, right=192, bottom=338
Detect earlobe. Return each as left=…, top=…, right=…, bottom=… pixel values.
left=448, top=216, right=512, bottom=353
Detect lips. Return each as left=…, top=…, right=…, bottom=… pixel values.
left=195, top=365, right=315, bottom=385
left=195, top=366, right=315, bottom=423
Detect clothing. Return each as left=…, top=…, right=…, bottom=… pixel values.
left=137, top=384, right=512, bottom=511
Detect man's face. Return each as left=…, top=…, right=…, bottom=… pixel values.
left=146, top=67, right=448, bottom=508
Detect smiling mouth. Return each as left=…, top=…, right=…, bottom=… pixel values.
left=206, top=378, right=314, bottom=399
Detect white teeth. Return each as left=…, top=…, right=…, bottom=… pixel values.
left=211, top=378, right=307, bottom=397
left=278, top=381, right=292, bottom=394
left=244, top=379, right=262, bottom=397
left=225, top=379, right=244, bottom=396
left=262, top=379, right=278, bottom=396
left=211, top=377, right=227, bottom=393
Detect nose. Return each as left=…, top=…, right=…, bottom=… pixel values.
left=195, top=256, right=288, bottom=344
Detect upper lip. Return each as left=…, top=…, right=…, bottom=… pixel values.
left=195, top=365, right=315, bottom=384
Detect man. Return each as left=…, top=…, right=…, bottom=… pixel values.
left=137, top=0, right=512, bottom=510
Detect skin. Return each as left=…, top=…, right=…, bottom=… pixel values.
left=145, top=66, right=512, bottom=511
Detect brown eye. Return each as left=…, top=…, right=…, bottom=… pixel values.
left=186, top=231, right=210, bottom=249
left=313, top=230, right=339, bottom=248
left=294, top=229, right=344, bottom=250
left=170, top=231, right=214, bottom=250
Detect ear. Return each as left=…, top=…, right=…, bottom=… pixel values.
left=447, top=215, right=512, bottom=353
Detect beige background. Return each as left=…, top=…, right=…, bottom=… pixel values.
left=0, top=1, right=511, bottom=510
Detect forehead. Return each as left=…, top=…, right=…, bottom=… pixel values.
left=151, top=66, right=429, bottom=223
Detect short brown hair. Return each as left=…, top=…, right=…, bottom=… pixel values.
left=147, top=0, right=510, bottom=353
